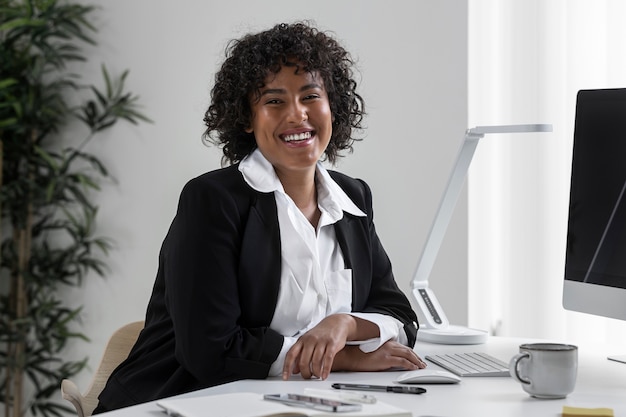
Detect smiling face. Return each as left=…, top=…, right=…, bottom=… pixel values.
left=246, top=66, right=333, bottom=181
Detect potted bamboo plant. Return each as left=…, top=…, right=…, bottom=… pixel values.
left=0, top=1, right=149, bottom=415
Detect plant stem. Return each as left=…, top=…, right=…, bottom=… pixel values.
left=0, top=140, right=4, bottom=417
left=13, top=229, right=27, bottom=417
left=8, top=129, right=36, bottom=417
left=74, top=132, right=96, bottom=154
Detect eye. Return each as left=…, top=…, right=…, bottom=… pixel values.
left=303, top=93, right=321, bottom=101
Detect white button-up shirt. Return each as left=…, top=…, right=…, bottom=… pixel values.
left=239, top=149, right=407, bottom=376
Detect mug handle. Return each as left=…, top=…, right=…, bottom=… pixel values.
left=509, top=352, right=531, bottom=384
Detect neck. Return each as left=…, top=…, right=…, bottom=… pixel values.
left=276, top=167, right=321, bottom=228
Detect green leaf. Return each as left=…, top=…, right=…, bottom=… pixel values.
left=0, top=117, right=18, bottom=128
left=33, top=145, right=60, bottom=171
left=0, top=78, right=19, bottom=89
left=0, top=1, right=150, bottom=414
left=0, top=17, right=45, bottom=31
left=102, top=64, right=112, bottom=98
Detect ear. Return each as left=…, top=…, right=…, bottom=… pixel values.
left=245, top=126, right=253, bottom=133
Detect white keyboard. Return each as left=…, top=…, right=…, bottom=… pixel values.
left=425, top=352, right=510, bottom=377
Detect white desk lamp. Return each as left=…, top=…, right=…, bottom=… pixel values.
left=411, top=124, right=553, bottom=344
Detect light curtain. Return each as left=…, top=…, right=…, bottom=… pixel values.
left=468, top=0, right=626, bottom=346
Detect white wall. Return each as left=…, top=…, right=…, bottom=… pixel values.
left=60, top=0, right=468, bottom=394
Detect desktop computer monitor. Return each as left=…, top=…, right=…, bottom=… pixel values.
left=563, top=88, right=626, bottom=362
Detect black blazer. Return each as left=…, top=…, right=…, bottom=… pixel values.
left=97, top=164, right=418, bottom=411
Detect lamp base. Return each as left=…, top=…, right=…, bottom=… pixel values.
left=417, top=325, right=489, bottom=345
left=608, top=354, right=626, bottom=364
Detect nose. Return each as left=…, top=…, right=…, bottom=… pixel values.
left=286, top=100, right=307, bottom=124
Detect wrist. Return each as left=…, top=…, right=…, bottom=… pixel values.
left=332, top=346, right=363, bottom=372
left=330, top=313, right=358, bottom=340
left=348, top=314, right=380, bottom=341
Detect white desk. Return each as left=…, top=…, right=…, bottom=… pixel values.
left=99, top=336, right=626, bottom=416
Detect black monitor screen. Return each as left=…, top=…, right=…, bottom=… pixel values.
left=565, top=88, right=626, bottom=288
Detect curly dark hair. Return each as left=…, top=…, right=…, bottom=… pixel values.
left=202, top=21, right=365, bottom=166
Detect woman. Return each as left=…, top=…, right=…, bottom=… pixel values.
left=94, top=21, right=425, bottom=413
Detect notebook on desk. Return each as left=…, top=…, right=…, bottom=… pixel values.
left=156, top=392, right=411, bottom=417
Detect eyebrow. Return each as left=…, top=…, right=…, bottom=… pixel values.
left=259, top=83, right=324, bottom=97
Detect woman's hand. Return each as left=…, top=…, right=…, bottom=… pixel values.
left=332, top=340, right=427, bottom=372
left=282, top=314, right=426, bottom=380
left=282, top=314, right=359, bottom=380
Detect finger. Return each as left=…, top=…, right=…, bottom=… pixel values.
left=392, top=347, right=427, bottom=369
left=320, top=348, right=337, bottom=380
left=283, top=343, right=302, bottom=380
left=393, top=356, right=422, bottom=370
left=394, top=346, right=426, bottom=367
left=310, top=344, right=328, bottom=379
left=408, top=349, right=428, bottom=368
left=415, top=354, right=427, bottom=368
left=298, top=344, right=316, bottom=379
left=292, top=362, right=301, bottom=375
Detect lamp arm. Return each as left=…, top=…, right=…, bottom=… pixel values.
left=410, top=124, right=553, bottom=332
left=411, top=130, right=483, bottom=329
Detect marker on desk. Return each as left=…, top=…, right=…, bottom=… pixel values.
left=303, top=388, right=377, bottom=404
left=332, top=383, right=426, bottom=395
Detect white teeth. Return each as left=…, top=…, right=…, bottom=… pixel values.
left=283, top=132, right=312, bottom=142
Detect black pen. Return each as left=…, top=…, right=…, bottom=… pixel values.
left=332, top=383, right=426, bottom=395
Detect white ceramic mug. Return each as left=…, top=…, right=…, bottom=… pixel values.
left=509, top=343, right=578, bottom=399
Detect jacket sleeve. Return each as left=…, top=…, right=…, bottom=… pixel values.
left=332, top=173, right=419, bottom=348
left=365, top=214, right=419, bottom=347
left=162, top=174, right=284, bottom=384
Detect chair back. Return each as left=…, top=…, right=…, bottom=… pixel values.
left=61, top=320, right=144, bottom=416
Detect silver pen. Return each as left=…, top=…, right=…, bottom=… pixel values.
left=303, top=387, right=377, bottom=404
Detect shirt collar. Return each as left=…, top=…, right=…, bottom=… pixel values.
left=239, top=149, right=366, bottom=218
